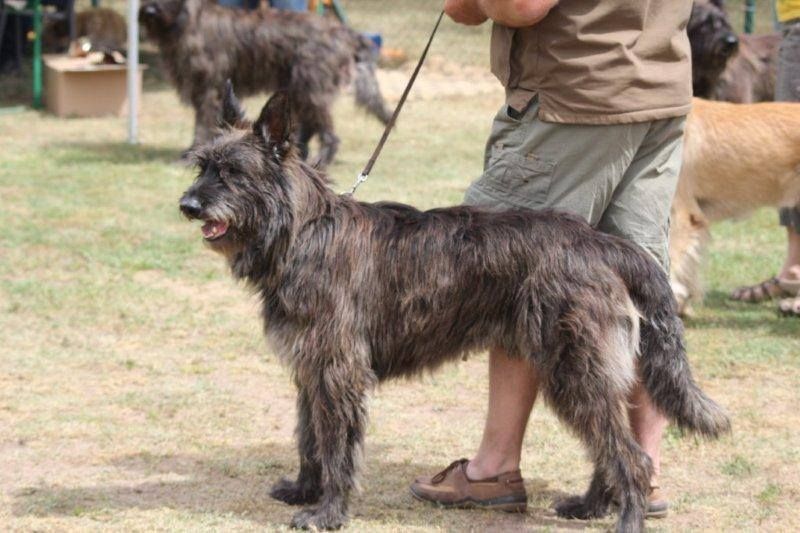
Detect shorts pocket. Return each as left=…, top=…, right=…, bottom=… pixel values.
left=478, top=144, right=555, bottom=209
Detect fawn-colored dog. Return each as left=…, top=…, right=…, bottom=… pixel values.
left=670, top=98, right=800, bottom=313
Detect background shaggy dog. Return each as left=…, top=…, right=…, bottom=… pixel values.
left=139, top=0, right=391, bottom=165
left=670, top=98, right=800, bottom=313
left=179, top=87, right=730, bottom=532
left=688, top=0, right=779, bottom=103
left=715, top=33, right=780, bottom=103
left=43, top=7, right=128, bottom=53
left=688, top=0, right=741, bottom=99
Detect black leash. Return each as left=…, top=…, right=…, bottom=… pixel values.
left=346, top=10, right=445, bottom=195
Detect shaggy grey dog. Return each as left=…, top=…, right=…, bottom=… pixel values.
left=688, top=0, right=779, bottom=102
left=139, top=0, right=391, bottom=165
left=688, top=0, right=741, bottom=98
left=179, top=87, right=731, bottom=532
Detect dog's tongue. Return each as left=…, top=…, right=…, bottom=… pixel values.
left=202, top=220, right=228, bottom=240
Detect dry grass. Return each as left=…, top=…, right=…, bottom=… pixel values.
left=1, top=5, right=800, bottom=530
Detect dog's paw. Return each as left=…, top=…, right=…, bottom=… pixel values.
left=270, top=478, right=321, bottom=506
left=290, top=507, right=346, bottom=530
left=555, top=494, right=610, bottom=520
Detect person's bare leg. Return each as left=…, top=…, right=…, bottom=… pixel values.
left=779, top=226, right=800, bottom=280
left=628, top=383, right=668, bottom=486
left=465, top=348, right=538, bottom=480
left=776, top=227, right=800, bottom=316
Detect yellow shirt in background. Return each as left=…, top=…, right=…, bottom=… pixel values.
left=777, top=0, right=800, bottom=22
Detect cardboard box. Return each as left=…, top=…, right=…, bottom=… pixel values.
left=44, top=54, right=146, bottom=118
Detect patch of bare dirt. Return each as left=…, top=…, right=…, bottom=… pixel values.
left=376, top=56, right=500, bottom=101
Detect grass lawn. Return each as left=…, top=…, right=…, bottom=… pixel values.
left=2, top=81, right=799, bottom=531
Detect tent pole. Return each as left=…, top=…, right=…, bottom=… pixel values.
left=127, top=0, right=140, bottom=144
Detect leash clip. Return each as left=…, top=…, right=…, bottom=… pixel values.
left=344, top=10, right=444, bottom=197
left=347, top=172, right=369, bottom=195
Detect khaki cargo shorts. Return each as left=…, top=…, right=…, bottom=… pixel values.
left=464, top=98, right=686, bottom=270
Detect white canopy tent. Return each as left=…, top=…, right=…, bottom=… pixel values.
left=127, top=0, right=139, bottom=144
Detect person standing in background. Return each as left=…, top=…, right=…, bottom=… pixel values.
left=730, top=0, right=800, bottom=316
left=217, top=0, right=307, bottom=11
left=411, top=0, right=693, bottom=521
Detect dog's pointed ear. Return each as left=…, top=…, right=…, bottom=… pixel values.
left=253, top=91, right=293, bottom=158
left=709, top=0, right=725, bottom=10
left=221, top=79, right=246, bottom=128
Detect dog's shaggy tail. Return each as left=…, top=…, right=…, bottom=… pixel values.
left=353, top=36, right=392, bottom=125
left=612, top=244, right=731, bottom=439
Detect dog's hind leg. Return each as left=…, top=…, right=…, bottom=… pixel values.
left=289, top=356, right=374, bottom=530
left=310, top=108, right=340, bottom=169
left=544, top=304, right=651, bottom=533
left=270, top=388, right=323, bottom=505
left=556, top=468, right=613, bottom=520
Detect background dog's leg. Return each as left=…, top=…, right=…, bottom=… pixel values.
left=290, top=360, right=373, bottom=530
left=310, top=108, right=339, bottom=169
left=270, top=389, right=323, bottom=505
left=296, top=122, right=314, bottom=162
left=189, top=87, right=223, bottom=153
left=669, top=195, right=711, bottom=316
left=546, top=313, right=651, bottom=533
left=289, top=62, right=340, bottom=169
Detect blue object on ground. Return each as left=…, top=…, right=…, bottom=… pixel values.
left=217, top=0, right=256, bottom=8
left=363, top=32, right=382, bottom=50
left=270, top=0, right=307, bottom=10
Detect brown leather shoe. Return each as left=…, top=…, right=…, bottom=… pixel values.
left=647, top=486, right=669, bottom=519
left=612, top=484, right=669, bottom=519
left=409, top=459, right=527, bottom=512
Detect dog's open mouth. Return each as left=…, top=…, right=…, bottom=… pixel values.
left=201, top=220, right=229, bottom=241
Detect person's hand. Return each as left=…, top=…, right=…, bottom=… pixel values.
left=446, top=1, right=559, bottom=28
left=443, top=0, right=489, bottom=26
left=489, top=0, right=559, bottom=28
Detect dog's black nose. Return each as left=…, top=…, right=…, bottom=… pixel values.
left=180, top=195, right=203, bottom=218
left=724, top=34, right=739, bottom=48
left=140, top=4, right=159, bottom=17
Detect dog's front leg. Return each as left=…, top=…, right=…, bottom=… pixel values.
left=271, top=388, right=323, bottom=505
left=289, top=361, right=373, bottom=530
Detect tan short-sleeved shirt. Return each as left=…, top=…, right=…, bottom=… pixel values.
left=490, top=1, right=693, bottom=124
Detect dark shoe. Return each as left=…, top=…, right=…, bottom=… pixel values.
left=730, top=276, right=796, bottom=303
left=409, top=459, right=527, bottom=512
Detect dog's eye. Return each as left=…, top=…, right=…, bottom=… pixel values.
left=219, top=167, right=241, bottom=182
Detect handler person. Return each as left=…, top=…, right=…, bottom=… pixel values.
left=410, top=0, right=693, bottom=519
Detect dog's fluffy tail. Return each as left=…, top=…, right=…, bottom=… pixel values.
left=611, top=243, right=731, bottom=439
left=353, top=36, right=392, bottom=125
